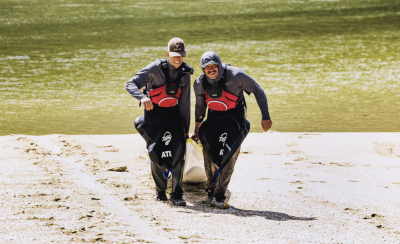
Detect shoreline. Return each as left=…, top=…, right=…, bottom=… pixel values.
left=1, top=132, right=399, bottom=243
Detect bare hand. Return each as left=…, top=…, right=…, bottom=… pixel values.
left=141, top=97, right=153, bottom=111
left=261, top=119, right=272, bottom=132
left=191, top=130, right=200, bottom=142
left=184, top=133, right=189, bottom=139
left=191, top=122, right=201, bottom=142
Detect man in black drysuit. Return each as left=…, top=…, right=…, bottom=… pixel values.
left=126, top=37, right=193, bottom=206
left=192, top=51, right=272, bottom=209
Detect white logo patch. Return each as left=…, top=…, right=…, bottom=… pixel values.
left=162, top=132, right=172, bottom=145
left=219, top=133, right=228, bottom=156
left=219, top=133, right=227, bottom=146
left=161, top=151, right=172, bottom=158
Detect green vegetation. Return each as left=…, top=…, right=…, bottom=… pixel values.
left=1, top=0, right=399, bottom=135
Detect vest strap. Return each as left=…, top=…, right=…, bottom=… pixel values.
left=212, top=168, right=221, bottom=186
left=160, top=59, right=184, bottom=86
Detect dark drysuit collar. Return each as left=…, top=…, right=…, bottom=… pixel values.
left=167, top=58, right=194, bottom=74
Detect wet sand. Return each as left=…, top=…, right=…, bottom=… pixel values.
left=0, top=132, right=399, bottom=243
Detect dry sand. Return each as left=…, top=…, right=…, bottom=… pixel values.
left=0, top=132, right=399, bottom=243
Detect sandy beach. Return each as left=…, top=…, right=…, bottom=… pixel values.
left=0, top=132, right=399, bottom=243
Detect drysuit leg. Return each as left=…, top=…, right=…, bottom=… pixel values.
left=204, top=146, right=241, bottom=196
left=151, top=160, right=168, bottom=193
left=204, top=149, right=219, bottom=192
left=170, top=158, right=184, bottom=196
left=150, top=158, right=184, bottom=195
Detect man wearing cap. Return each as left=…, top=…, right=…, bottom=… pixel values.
left=126, top=37, right=194, bottom=206
left=192, top=51, right=272, bottom=209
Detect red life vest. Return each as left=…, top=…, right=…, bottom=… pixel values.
left=147, top=59, right=184, bottom=107
left=205, top=86, right=238, bottom=111
left=149, top=83, right=181, bottom=107
left=202, top=64, right=239, bottom=111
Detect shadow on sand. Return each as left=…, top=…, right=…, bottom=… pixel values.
left=181, top=183, right=316, bottom=221
left=183, top=205, right=316, bottom=222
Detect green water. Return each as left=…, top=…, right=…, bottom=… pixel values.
left=1, top=0, right=399, bottom=135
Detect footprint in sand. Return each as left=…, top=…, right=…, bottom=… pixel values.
left=298, top=133, right=321, bottom=139
left=286, top=142, right=297, bottom=147
left=59, top=139, right=87, bottom=156
left=373, top=142, right=400, bottom=158
left=329, top=162, right=353, bottom=167
left=97, top=145, right=119, bottom=152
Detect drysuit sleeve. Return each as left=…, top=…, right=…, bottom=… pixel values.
left=125, top=61, right=160, bottom=101
left=237, top=71, right=271, bottom=120
left=193, top=76, right=207, bottom=123
left=178, top=74, right=191, bottom=133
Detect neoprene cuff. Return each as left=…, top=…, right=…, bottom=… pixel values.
left=262, top=113, right=271, bottom=120
left=136, top=93, right=147, bottom=101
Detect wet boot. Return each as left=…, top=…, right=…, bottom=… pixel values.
left=205, top=189, right=214, bottom=199
left=156, top=191, right=168, bottom=201
left=170, top=192, right=186, bottom=206
left=211, top=193, right=229, bottom=209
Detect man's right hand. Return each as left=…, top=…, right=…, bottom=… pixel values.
left=261, top=119, right=272, bottom=132
left=191, top=122, right=202, bottom=142
left=141, top=97, right=153, bottom=111
left=191, top=130, right=200, bottom=142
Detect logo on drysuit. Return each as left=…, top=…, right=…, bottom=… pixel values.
left=162, top=131, right=172, bottom=145
left=161, top=132, right=172, bottom=158
left=161, top=151, right=172, bottom=158
left=218, top=133, right=231, bottom=155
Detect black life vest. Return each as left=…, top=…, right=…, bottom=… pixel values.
left=148, top=59, right=182, bottom=107
left=202, top=65, right=239, bottom=111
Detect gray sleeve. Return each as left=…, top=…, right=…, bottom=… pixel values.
left=125, top=61, right=160, bottom=101
left=237, top=70, right=271, bottom=120
left=178, top=74, right=191, bottom=133
left=193, top=76, right=207, bottom=122
left=125, top=80, right=146, bottom=101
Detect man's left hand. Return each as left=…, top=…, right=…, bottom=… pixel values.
left=261, top=119, right=272, bottom=132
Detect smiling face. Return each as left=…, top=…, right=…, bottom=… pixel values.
left=204, top=64, right=219, bottom=79
left=167, top=52, right=185, bottom=69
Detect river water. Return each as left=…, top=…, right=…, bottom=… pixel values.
left=1, top=0, right=399, bottom=135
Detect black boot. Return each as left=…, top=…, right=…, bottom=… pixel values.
left=205, top=189, right=214, bottom=199
left=156, top=191, right=168, bottom=201
left=211, top=193, right=229, bottom=209
left=169, top=192, right=186, bottom=206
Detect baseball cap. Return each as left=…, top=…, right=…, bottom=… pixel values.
left=168, top=37, right=186, bottom=57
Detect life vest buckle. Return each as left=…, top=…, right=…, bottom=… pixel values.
left=208, top=87, right=223, bottom=99
left=165, top=83, right=179, bottom=95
